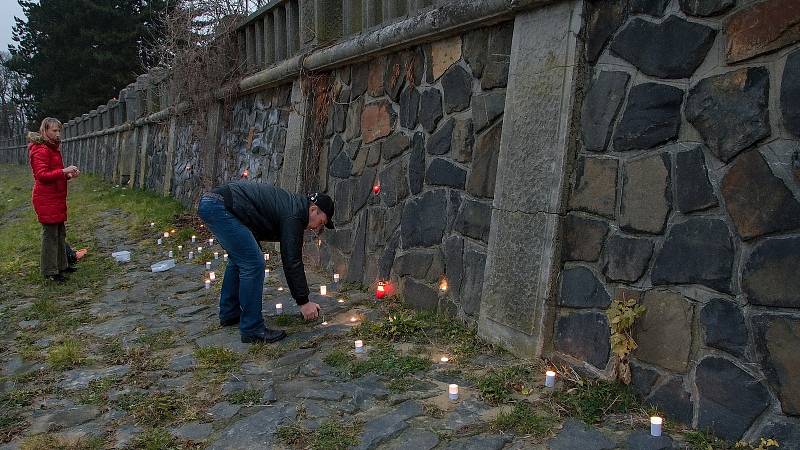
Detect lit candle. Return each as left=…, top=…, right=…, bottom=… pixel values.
left=188, top=251, right=194, bottom=260
left=157, top=238, right=162, bottom=245
left=320, top=285, right=327, bottom=296
left=163, top=232, right=169, bottom=238
left=168, top=250, right=173, bottom=258
left=277, top=287, right=284, bottom=291
left=321, top=321, right=328, bottom=326
left=197, top=246, right=203, bottom=252
left=439, top=277, right=448, bottom=292
left=448, top=384, right=459, bottom=401
left=191, top=235, right=196, bottom=243
left=650, top=417, right=663, bottom=437
left=338, top=299, right=345, bottom=303
left=205, top=261, right=211, bottom=270
left=204, top=279, right=210, bottom=289
left=209, top=271, right=216, bottom=281
left=265, top=269, right=270, bottom=278
left=150, top=222, right=155, bottom=227
left=275, top=303, right=283, bottom=315
left=440, top=356, right=449, bottom=363
left=354, top=340, right=364, bottom=353
left=214, top=252, right=219, bottom=260
left=171, top=229, right=176, bottom=235
left=376, top=282, right=386, bottom=299
left=333, top=273, right=339, bottom=283
left=208, top=238, right=214, bottom=245
left=178, top=245, right=183, bottom=251
left=545, top=370, right=556, bottom=388
left=372, top=184, right=381, bottom=194
left=350, top=316, right=358, bottom=323
left=242, top=169, right=249, bottom=178
left=223, top=253, right=228, bottom=262
left=264, top=253, right=269, bottom=261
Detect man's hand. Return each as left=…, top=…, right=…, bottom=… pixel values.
left=300, top=302, right=320, bottom=320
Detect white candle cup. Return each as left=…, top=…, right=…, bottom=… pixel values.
left=197, top=246, right=203, bottom=252
left=265, top=269, right=270, bottom=279
left=168, top=251, right=173, bottom=258
left=191, top=235, right=196, bottom=243
left=333, top=273, right=340, bottom=283
left=275, top=303, right=283, bottom=315
left=209, top=238, right=214, bottom=245
left=178, top=245, right=183, bottom=251
left=265, top=253, right=270, bottom=261
left=354, top=340, right=364, bottom=353
left=150, top=222, right=155, bottom=227
left=205, top=262, right=212, bottom=270
left=188, top=251, right=194, bottom=260
left=163, top=232, right=169, bottom=238
left=157, top=238, right=162, bottom=245
left=321, top=321, right=329, bottom=326
left=277, top=286, right=284, bottom=291
left=223, top=253, right=228, bottom=261
left=440, top=356, right=449, bottom=363
left=545, top=370, right=556, bottom=388
left=214, top=252, right=219, bottom=260
left=338, top=299, right=345, bottom=303
left=650, top=417, right=663, bottom=437
left=209, top=271, right=216, bottom=281
left=204, top=279, right=210, bottom=289
left=320, top=285, right=327, bottom=296
left=448, top=384, right=459, bottom=401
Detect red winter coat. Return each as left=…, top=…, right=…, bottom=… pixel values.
left=28, top=132, right=68, bottom=224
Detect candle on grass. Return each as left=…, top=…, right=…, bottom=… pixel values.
left=545, top=370, right=556, bottom=388
left=349, top=316, right=358, bottom=323
left=204, top=279, right=210, bottom=289
left=275, top=303, right=283, bottom=314
left=191, top=235, right=196, bottom=243
left=448, top=384, right=459, bottom=401
left=333, top=273, right=340, bottom=283
left=197, top=246, right=203, bottom=252
left=354, top=340, right=364, bottom=353
left=650, top=417, right=663, bottom=437
left=264, top=253, right=269, bottom=261
left=265, top=269, right=270, bottom=278
left=277, top=286, right=284, bottom=291
left=209, top=271, right=216, bottom=281
left=163, top=232, right=169, bottom=238
left=440, top=356, right=449, bottom=363
left=214, top=252, right=219, bottom=260
left=208, top=238, right=214, bottom=245
left=375, top=282, right=386, bottom=299
left=188, top=251, right=194, bottom=260
left=205, top=261, right=211, bottom=270
left=150, top=222, right=155, bottom=227
left=178, top=245, right=183, bottom=251
left=157, top=238, right=162, bottom=245
left=439, top=277, right=448, bottom=292
left=223, top=253, right=228, bottom=262
left=320, top=285, right=327, bottom=296
left=168, top=250, right=173, bottom=258
left=338, top=298, right=345, bottom=303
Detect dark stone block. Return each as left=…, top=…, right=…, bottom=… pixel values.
left=755, top=416, right=800, bottom=450
left=630, top=361, right=660, bottom=398
left=329, top=135, right=345, bottom=165
left=652, top=218, right=734, bottom=293
left=558, top=266, right=611, bottom=308
left=674, top=144, right=718, bottom=213
left=384, top=53, right=405, bottom=102
left=752, top=314, right=800, bottom=415
left=610, top=15, right=716, bottom=79
left=601, top=234, right=654, bottom=282
left=721, top=151, right=800, bottom=240
left=700, top=298, right=747, bottom=357
left=351, top=167, right=377, bottom=214
left=472, top=91, right=505, bottom=134
left=696, top=356, right=770, bottom=440
left=384, top=205, right=402, bottom=242
left=351, top=64, right=369, bottom=99
left=548, top=418, right=615, bottom=450
left=402, top=277, right=438, bottom=311
left=401, top=190, right=447, bottom=248
left=569, top=156, right=618, bottom=219
left=399, top=87, right=420, bottom=130
left=379, top=158, right=409, bottom=208
left=466, top=120, right=502, bottom=199
left=612, top=83, right=683, bottom=152
left=585, top=0, right=629, bottom=63
left=482, top=22, right=513, bottom=90
left=427, top=118, right=455, bottom=156
left=679, top=0, right=735, bottom=17
left=554, top=311, right=611, bottom=370
left=442, top=65, right=473, bottom=114
left=382, top=132, right=410, bottom=161
left=333, top=103, right=347, bottom=134
left=462, top=246, right=486, bottom=317
left=380, top=231, right=400, bottom=278
left=620, top=153, right=672, bottom=234
left=408, top=132, right=425, bottom=195
left=686, top=67, right=771, bottom=163
left=394, top=249, right=439, bottom=279
left=366, top=144, right=381, bottom=167
left=633, top=290, right=694, bottom=372
left=326, top=227, right=353, bottom=252
left=347, top=213, right=367, bottom=284
left=333, top=179, right=353, bottom=223
left=425, top=158, right=466, bottom=189
left=646, top=376, right=693, bottom=424
left=454, top=198, right=491, bottom=242
left=742, top=236, right=800, bottom=308
left=452, top=118, right=474, bottom=164
left=367, top=207, right=385, bottom=249
left=463, top=27, right=489, bottom=78
left=630, top=0, right=670, bottom=16
left=626, top=430, right=673, bottom=450
left=330, top=148, right=353, bottom=179
left=443, top=235, right=464, bottom=300
left=781, top=49, right=800, bottom=138
left=581, top=71, right=630, bottom=152
left=562, top=213, right=609, bottom=262
left=419, top=89, right=443, bottom=133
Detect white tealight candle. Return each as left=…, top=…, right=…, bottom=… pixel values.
left=338, top=299, right=345, bottom=303
left=440, top=356, right=449, bottom=363
left=191, top=235, right=196, bottom=243
left=214, top=252, right=219, bottom=260
left=265, top=253, right=270, bottom=261
left=354, top=340, right=364, bottom=353
left=204, top=279, right=210, bottom=289
left=320, top=285, right=327, bottom=296
left=209, top=271, right=216, bottom=281
left=150, top=222, right=155, bottom=227
left=168, top=250, right=173, bottom=258
left=157, top=238, right=162, bottom=245
left=545, top=370, right=556, bottom=388
left=650, top=417, right=663, bottom=437
left=265, top=269, right=270, bottom=279
left=205, top=261, right=211, bottom=270
left=178, top=245, right=183, bottom=251
left=223, top=253, right=228, bottom=261
left=209, top=238, right=214, bottom=245
left=277, top=286, right=284, bottom=291
left=163, top=232, right=169, bottom=238
left=188, top=251, right=194, bottom=260
left=276, top=303, right=283, bottom=314
left=350, top=316, right=358, bottom=322
left=197, top=246, right=203, bottom=252
left=333, top=273, right=340, bottom=283
left=321, top=321, right=328, bottom=326
left=449, top=384, right=459, bottom=401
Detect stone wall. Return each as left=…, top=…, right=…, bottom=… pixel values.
left=550, top=0, right=800, bottom=442
left=314, top=22, right=512, bottom=322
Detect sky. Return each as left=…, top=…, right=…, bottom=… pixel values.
left=1, top=1, right=25, bottom=54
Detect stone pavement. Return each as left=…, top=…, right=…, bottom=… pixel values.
left=0, top=212, right=688, bottom=449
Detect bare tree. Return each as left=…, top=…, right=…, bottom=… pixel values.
left=0, top=51, right=29, bottom=140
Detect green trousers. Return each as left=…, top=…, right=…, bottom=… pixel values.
left=41, top=222, right=67, bottom=277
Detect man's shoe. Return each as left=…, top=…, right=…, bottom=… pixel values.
left=220, top=316, right=240, bottom=327
left=62, top=266, right=77, bottom=273
left=46, top=274, right=67, bottom=283
left=241, top=328, right=287, bottom=344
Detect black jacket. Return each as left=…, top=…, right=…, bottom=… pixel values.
left=214, top=181, right=310, bottom=305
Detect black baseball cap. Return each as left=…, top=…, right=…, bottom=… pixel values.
left=309, top=192, right=335, bottom=229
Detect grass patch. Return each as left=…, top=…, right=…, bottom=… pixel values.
left=228, top=389, right=262, bottom=406
left=272, top=314, right=308, bottom=328
left=684, top=429, right=729, bottom=450
left=553, top=379, right=639, bottom=424
left=19, top=434, right=105, bottom=450
left=248, top=339, right=303, bottom=360
left=474, top=364, right=539, bottom=405
left=277, top=419, right=361, bottom=450
left=323, top=345, right=431, bottom=378
left=47, top=339, right=85, bottom=370
left=129, top=428, right=180, bottom=450
left=77, top=377, right=117, bottom=405
left=493, top=401, right=559, bottom=437
left=194, top=346, right=243, bottom=373
left=118, top=391, right=189, bottom=427
left=139, top=330, right=176, bottom=352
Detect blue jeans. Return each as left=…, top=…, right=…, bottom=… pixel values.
left=198, top=195, right=265, bottom=336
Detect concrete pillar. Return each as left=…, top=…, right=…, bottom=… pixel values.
left=237, top=29, right=247, bottom=70
left=299, top=0, right=315, bottom=45
left=138, top=125, right=150, bottom=189
left=125, top=84, right=138, bottom=122
left=384, top=0, right=407, bottom=20
left=363, top=0, right=383, bottom=28
left=246, top=23, right=256, bottom=70
left=89, top=110, right=99, bottom=132
left=344, top=0, right=363, bottom=35
left=264, top=13, right=276, bottom=66
left=477, top=0, right=584, bottom=357
left=135, top=74, right=149, bottom=117
left=280, top=80, right=308, bottom=193
left=286, top=0, right=300, bottom=56
left=164, top=116, right=177, bottom=196
left=274, top=5, right=287, bottom=61
left=255, top=18, right=264, bottom=67
left=315, top=0, right=343, bottom=42
left=202, top=101, right=223, bottom=191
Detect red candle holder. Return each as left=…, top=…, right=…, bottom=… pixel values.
left=241, top=169, right=250, bottom=178
left=375, top=282, right=386, bottom=299
left=372, top=184, right=381, bottom=195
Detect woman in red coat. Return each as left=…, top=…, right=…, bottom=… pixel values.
left=28, top=117, right=80, bottom=282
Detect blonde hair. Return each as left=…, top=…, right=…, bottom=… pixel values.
left=39, top=117, right=63, bottom=136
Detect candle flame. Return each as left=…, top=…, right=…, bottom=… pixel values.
left=440, top=356, right=449, bottom=363
left=439, top=277, right=448, bottom=291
